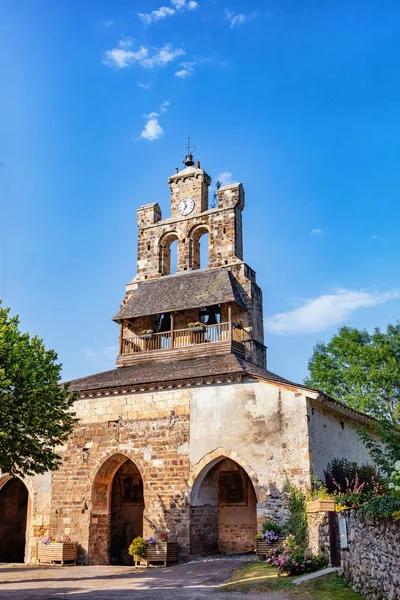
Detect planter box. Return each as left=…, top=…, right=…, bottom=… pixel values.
left=135, top=542, right=178, bottom=567
left=189, top=326, right=205, bottom=332
left=138, top=334, right=153, bottom=339
left=37, top=542, right=78, bottom=565
left=256, top=539, right=282, bottom=559
left=306, top=499, right=336, bottom=513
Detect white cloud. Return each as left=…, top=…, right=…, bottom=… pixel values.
left=103, top=45, right=148, bottom=68
left=137, top=81, right=152, bottom=89
left=160, top=100, right=170, bottom=112
left=139, top=0, right=198, bottom=23
left=146, top=111, right=159, bottom=118
left=175, top=60, right=196, bottom=78
left=141, top=117, right=164, bottom=141
left=118, top=38, right=133, bottom=49
left=311, top=228, right=323, bottom=235
left=215, top=171, right=235, bottom=186
left=265, top=289, right=400, bottom=336
left=104, top=20, right=115, bottom=28
left=225, top=9, right=257, bottom=28
left=139, top=6, right=175, bottom=24
left=104, top=43, right=184, bottom=69
left=141, top=44, right=185, bottom=68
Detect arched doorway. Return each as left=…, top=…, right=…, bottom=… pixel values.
left=0, top=477, right=29, bottom=562
left=190, top=457, right=257, bottom=554
left=89, top=454, right=144, bottom=565
left=110, top=460, right=144, bottom=564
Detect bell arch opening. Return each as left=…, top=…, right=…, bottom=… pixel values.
left=0, top=477, right=29, bottom=563
left=89, top=454, right=144, bottom=565
left=190, top=226, right=209, bottom=270
left=159, top=232, right=179, bottom=275
left=190, top=457, right=257, bottom=554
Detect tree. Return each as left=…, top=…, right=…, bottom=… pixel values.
left=0, top=303, right=77, bottom=476
left=305, top=323, right=400, bottom=425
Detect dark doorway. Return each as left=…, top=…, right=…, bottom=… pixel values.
left=0, top=478, right=29, bottom=563
left=110, top=460, right=144, bottom=565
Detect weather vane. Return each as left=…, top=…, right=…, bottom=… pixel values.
left=183, top=137, right=196, bottom=167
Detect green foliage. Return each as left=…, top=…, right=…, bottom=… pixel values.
left=325, top=458, right=384, bottom=495
left=388, top=460, right=400, bottom=497
left=306, top=476, right=332, bottom=501
left=305, top=323, right=400, bottom=424
left=357, top=419, right=400, bottom=477
left=358, top=495, right=400, bottom=519
left=286, top=480, right=307, bottom=548
left=0, top=303, right=77, bottom=476
left=128, top=536, right=146, bottom=560
left=261, top=520, right=284, bottom=535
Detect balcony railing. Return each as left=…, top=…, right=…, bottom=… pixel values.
left=120, top=322, right=248, bottom=355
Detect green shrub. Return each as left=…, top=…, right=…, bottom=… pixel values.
left=266, top=535, right=327, bottom=576
left=358, top=496, right=400, bottom=519
left=325, top=458, right=384, bottom=496
left=286, top=480, right=307, bottom=549
left=128, top=536, right=146, bottom=560
left=261, top=520, right=284, bottom=535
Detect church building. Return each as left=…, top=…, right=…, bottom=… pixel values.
left=0, top=152, right=374, bottom=565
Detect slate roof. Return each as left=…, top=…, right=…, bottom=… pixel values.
left=113, top=268, right=247, bottom=322
left=67, top=354, right=291, bottom=393
left=67, top=354, right=375, bottom=425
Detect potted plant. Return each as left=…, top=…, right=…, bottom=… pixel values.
left=37, top=536, right=78, bottom=565
left=187, top=322, right=205, bottom=332
left=256, top=521, right=285, bottom=559
left=306, top=478, right=335, bottom=513
left=142, top=534, right=178, bottom=567
left=137, top=329, right=153, bottom=339
left=233, top=320, right=244, bottom=329
left=128, top=536, right=147, bottom=566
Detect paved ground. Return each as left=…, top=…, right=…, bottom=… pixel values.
left=0, top=561, right=292, bottom=600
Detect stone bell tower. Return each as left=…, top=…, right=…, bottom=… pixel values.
left=114, top=150, right=266, bottom=368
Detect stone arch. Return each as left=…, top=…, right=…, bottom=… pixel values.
left=0, top=474, right=31, bottom=563
left=189, top=449, right=263, bottom=555
left=189, top=224, right=209, bottom=270
left=88, top=452, right=146, bottom=565
left=159, top=231, right=179, bottom=275
left=189, top=448, right=264, bottom=504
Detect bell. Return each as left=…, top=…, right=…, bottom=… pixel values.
left=183, top=153, right=194, bottom=167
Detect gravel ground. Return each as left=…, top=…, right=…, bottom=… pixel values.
left=0, top=559, right=293, bottom=600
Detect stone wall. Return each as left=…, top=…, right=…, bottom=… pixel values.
left=50, top=389, right=191, bottom=564
left=306, top=512, right=330, bottom=559
left=341, top=510, right=400, bottom=600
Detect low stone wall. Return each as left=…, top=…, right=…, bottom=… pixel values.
left=341, top=510, right=400, bottom=599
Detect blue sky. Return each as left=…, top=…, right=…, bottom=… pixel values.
left=1, top=0, right=400, bottom=384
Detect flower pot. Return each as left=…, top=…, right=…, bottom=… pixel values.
left=143, top=542, right=178, bottom=567
left=138, top=334, right=153, bottom=339
left=256, top=539, right=281, bottom=560
left=37, top=542, right=78, bottom=565
left=306, top=499, right=336, bottom=513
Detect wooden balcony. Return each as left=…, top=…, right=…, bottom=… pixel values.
left=116, top=322, right=249, bottom=366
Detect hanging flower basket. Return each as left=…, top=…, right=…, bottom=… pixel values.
left=37, top=541, right=78, bottom=565
left=138, top=330, right=153, bottom=339
left=188, top=322, right=205, bottom=333
left=306, top=499, right=336, bottom=513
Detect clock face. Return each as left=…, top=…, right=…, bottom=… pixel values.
left=178, top=197, right=195, bottom=216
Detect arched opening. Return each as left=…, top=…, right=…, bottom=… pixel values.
left=190, top=457, right=257, bottom=555
left=190, top=226, right=209, bottom=270
left=89, top=454, right=144, bottom=565
left=159, top=232, right=179, bottom=275
left=0, top=477, right=29, bottom=562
